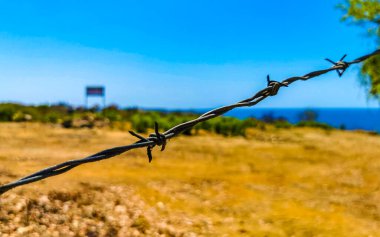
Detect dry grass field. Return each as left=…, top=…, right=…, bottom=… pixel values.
left=1, top=123, right=380, bottom=236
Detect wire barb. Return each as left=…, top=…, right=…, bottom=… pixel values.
left=325, top=54, right=349, bottom=77
left=129, top=130, right=148, bottom=142
left=0, top=49, right=379, bottom=195
left=150, top=122, right=167, bottom=149
left=129, top=122, right=167, bottom=162
left=266, top=75, right=288, bottom=96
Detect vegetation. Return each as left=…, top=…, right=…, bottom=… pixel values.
left=0, top=103, right=256, bottom=136
left=339, top=0, right=380, bottom=99
left=296, top=109, right=333, bottom=130
left=0, top=103, right=337, bottom=138
left=296, top=121, right=333, bottom=130
left=298, top=109, right=318, bottom=122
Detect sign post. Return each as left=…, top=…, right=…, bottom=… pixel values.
left=85, top=86, right=105, bottom=109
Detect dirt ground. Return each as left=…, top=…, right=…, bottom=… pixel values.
left=1, top=123, right=380, bottom=236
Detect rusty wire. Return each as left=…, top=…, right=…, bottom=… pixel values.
left=1, top=49, right=379, bottom=195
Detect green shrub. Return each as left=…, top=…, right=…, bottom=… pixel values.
left=296, top=121, right=332, bottom=130
left=0, top=104, right=20, bottom=121
left=274, top=120, right=293, bottom=129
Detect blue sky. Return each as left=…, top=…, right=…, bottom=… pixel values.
left=0, top=0, right=378, bottom=108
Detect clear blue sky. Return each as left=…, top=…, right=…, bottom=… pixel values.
left=0, top=0, right=378, bottom=108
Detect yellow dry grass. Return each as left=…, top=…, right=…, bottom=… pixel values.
left=1, top=123, right=380, bottom=236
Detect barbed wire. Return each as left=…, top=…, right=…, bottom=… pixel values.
left=1, top=49, right=379, bottom=195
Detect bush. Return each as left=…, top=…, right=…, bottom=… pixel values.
left=12, top=111, right=33, bottom=122
left=296, top=121, right=332, bottom=130
left=0, top=104, right=19, bottom=121
left=274, top=120, right=293, bottom=129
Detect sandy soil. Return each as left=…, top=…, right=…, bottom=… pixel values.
left=1, top=123, right=380, bottom=236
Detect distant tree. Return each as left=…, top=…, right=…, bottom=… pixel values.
left=339, top=0, right=380, bottom=99
left=299, top=109, right=318, bottom=122
left=104, top=104, right=119, bottom=111
left=261, top=112, right=276, bottom=123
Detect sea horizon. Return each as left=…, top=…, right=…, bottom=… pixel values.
left=1, top=102, right=379, bottom=132
left=145, top=107, right=380, bottom=133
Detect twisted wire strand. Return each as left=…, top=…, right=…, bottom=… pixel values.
left=1, top=49, right=379, bottom=195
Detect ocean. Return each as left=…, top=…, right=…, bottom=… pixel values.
left=183, top=108, right=380, bottom=133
